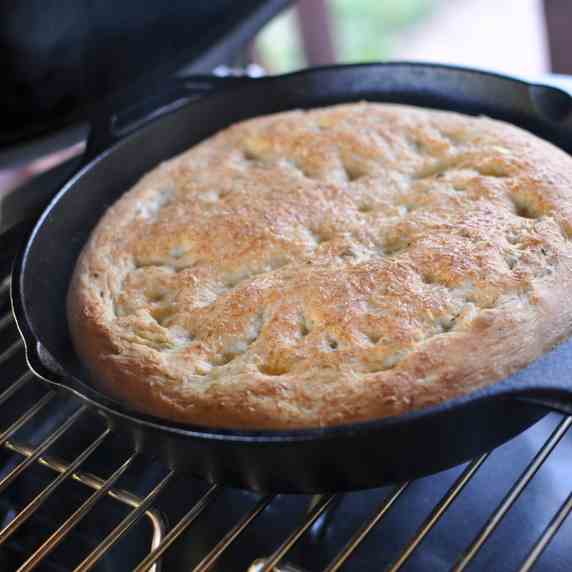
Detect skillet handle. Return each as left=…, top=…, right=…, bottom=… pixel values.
left=10, top=253, right=71, bottom=391
left=514, top=390, right=572, bottom=417
left=492, top=336, right=572, bottom=417
left=84, top=74, right=255, bottom=162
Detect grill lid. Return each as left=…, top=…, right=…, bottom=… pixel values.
left=0, top=0, right=288, bottom=154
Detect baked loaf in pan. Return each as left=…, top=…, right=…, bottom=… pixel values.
left=68, top=102, right=572, bottom=429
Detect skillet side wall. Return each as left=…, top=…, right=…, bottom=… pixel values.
left=17, top=64, right=571, bottom=490
left=103, top=397, right=544, bottom=492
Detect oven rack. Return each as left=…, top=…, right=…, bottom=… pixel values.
left=0, top=263, right=571, bottom=572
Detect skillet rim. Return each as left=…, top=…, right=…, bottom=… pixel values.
left=11, top=60, right=570, bottom=443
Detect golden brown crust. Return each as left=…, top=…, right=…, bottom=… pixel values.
left=67, top=102, right=572, bottom=428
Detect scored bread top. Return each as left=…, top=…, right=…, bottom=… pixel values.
left=68, top=102, right=572, bottom=428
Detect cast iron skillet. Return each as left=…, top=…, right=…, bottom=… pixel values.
left=11, top=63, right=572, bottom=493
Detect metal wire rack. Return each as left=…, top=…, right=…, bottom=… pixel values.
left=0, top=256, right=571, bottom=571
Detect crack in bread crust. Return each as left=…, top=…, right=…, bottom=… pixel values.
left=68, top=103, right=572, bottom=428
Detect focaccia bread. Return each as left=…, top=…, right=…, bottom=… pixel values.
left=68, top=102, right=572, bottom=428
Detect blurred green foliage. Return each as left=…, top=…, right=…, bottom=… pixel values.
left=257, top=0, right=436, bottom=72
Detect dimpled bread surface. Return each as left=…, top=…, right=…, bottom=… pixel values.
left=68, top=102, right=572, bottom=428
